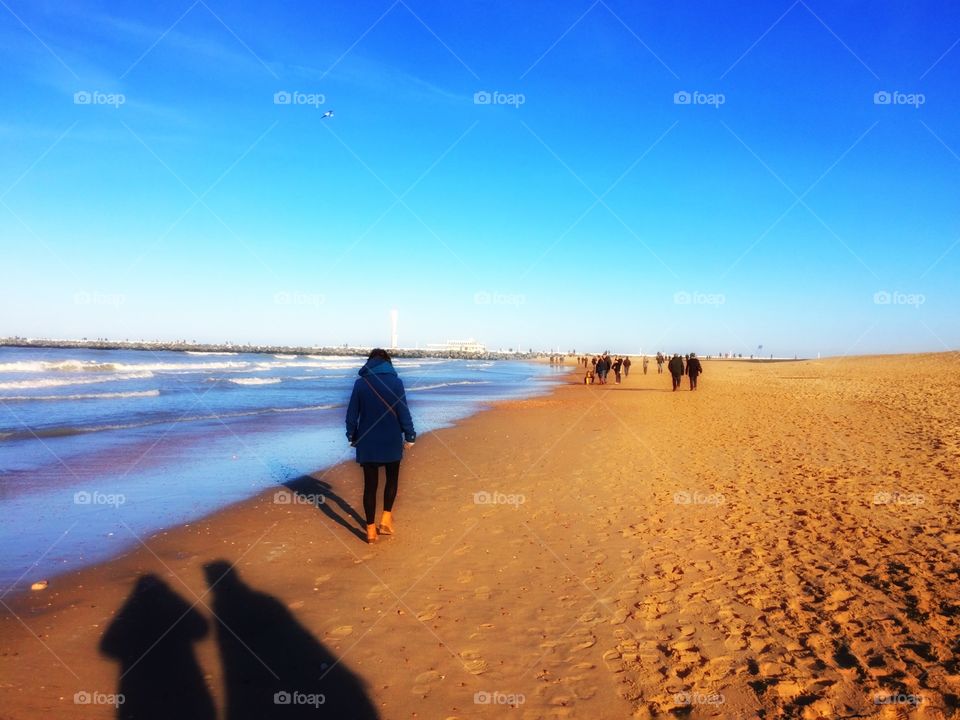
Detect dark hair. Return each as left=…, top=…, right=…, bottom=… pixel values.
left=368, top=348, right=391, bottom=362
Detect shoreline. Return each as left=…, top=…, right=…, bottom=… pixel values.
left=2, top=354, right=958, bottom=719
left=0, top=363, right=566, bottom=595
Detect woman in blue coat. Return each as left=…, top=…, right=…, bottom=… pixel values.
left=345, top=349, right=416, bottom=543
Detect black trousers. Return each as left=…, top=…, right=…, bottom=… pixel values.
left=361, top=461, right=400, bottom=525
left=689, top=374, right=699, bottom=390
left=671, top=373, right=682, bottom=390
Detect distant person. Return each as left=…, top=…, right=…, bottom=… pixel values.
left=656, top=352, right=664, bottom=374
left=623, top=356, right=631, bottom=377
left=668, top=353, right=684, bottom=391
left=686, top=352, right=703, bottom=390
left=346, top=349, right=416, bottom=544
left=612, top=356, right=623, bottom=384
left=642, top=356, right=649, bottom=375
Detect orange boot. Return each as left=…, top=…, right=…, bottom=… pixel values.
left=379, top=510, right=394, bottom=536
left=366, top=524, right=378, bottom=544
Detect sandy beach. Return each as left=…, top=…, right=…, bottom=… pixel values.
left=1, top=353, right=959, bottom=719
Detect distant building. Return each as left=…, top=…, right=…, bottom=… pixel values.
left=427, top=338, right=486, bottom=353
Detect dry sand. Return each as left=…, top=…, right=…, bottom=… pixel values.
left=1, top=353, right=959, bottom=719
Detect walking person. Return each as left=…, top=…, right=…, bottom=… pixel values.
left=623, top=356, right=632, bottom=377
left=642, top=356, right=649, bottom=375
left=612, top=356, right=623, bottom=384
left=346, top=349, right=416, bottom=544
left=668, top=353, right=685, bottom=391
left=656, top=352, right=664, bottom=374
left=686, top=352, right=703, bottom=390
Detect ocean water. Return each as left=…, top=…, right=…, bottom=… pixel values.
left=0, top=347, right=563, bottom=591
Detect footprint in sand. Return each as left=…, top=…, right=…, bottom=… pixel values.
left=458, top=650, right=488, bottom=675
left=410, top=669, right=444, bottom=695
left=457, top=569, right=473, bottom=584
left=452, top=543, right=472, bottom=556
left=610, top=608, right=630, bottom=625
left=561, top=669, right=599, bottom=700
left=366, top=584, right=389, bottom=599
left=416, top=603, right=442, bottom=622
left=568, top=628, right=597, bottom=653
left=603, top=649, right=624, bottom=672
left=474, top=586, right=492, bottom=600
left=326, top=625, right=353, bottom=638
left=577, top=609, right=602, bottom=625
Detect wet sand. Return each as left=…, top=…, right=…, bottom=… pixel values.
left=1, top=353, right=959, bottom=719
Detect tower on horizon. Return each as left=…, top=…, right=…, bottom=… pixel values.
left=390, top=309, right=398, bottom=350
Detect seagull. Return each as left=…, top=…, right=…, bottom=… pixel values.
left=321, top=110, right=334, bottom=119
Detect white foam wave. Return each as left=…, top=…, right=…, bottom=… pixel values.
left=228, top=377, right=282, bottom=386
left=0, top=389, right=160, bottom=402
left=0, top=371, right=155, bottom=391
left=0, top=359, right=251, bottom=373
left=408, top=380, right=491, bottom=392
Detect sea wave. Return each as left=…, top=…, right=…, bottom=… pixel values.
left=0, top=371, right=155, bottom=391
left=0, top=389, right=160, bottom=402
left=0, top=402, right=339, bottom=440
left=408, top=380, right=491, bottom=392
left=0, top=359, right=251, bottom=373
left=227, top=377, right=282, bottom=386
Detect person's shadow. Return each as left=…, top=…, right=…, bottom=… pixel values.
left=100, top=574, right=216, bottom=720
left=285, top=474, right=367, bottom=542
left=204, top=560, right=379, bottom=719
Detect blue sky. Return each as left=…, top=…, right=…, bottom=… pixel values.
left=1, top=0, right=957, bottom=356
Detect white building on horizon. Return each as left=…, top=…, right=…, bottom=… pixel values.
left=427, top=338, right=486, bottom=353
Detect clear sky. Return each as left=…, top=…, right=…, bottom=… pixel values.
left=1, top=0, right=957, bottom=356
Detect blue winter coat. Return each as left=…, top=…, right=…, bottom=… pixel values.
left=345, top=357, right=416, bottom=464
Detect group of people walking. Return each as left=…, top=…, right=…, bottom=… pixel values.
left=580, top=353, right=633, bottom=384
left=663, top=352, right=703, bottom=391
left=580, top=351, right=704, bottom=391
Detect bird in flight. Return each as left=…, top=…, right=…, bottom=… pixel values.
left=322, top=110, right=334, bottom=119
